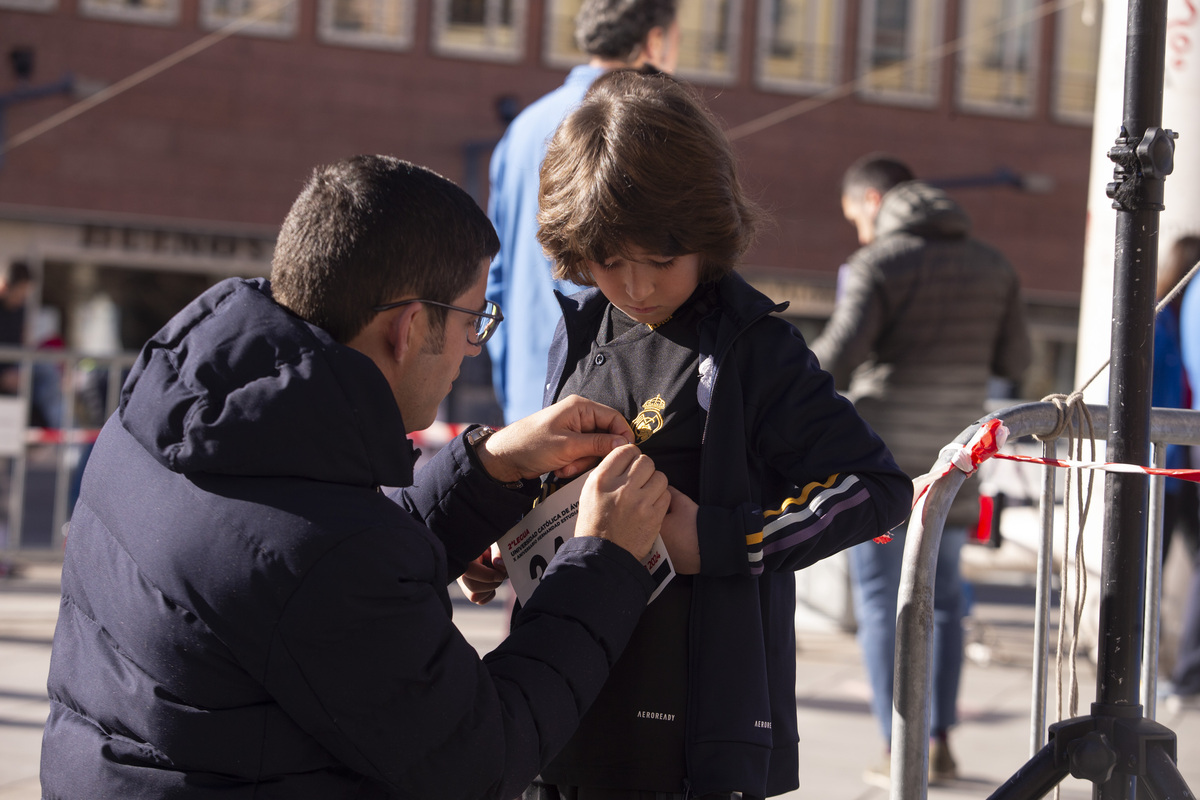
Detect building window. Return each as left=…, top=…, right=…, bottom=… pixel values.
left=432, top=0, right=526, bottom=62
left=79, top=0, right=180, bottom=24
left=756, top=0, right=843, bottom=92
left=200, top=0, right=298, bottom=37
left=543, top=0, right=587, bottom=68
left=675, top=0, right=741, bottom=83
left=542, top=0, right=739, bottom=83
left=1051, top=3, right=1100, bottom=123
left=956, top=0, right=1039, bottom=116
left=857, top=0, right=943, bottom=105
left=0, top=0, right=56, bottom=10
left=317, top=0, right=414, bottom=49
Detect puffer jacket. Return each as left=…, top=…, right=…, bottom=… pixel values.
left=40, top=277, right=654, bottom=799
left=811, top=181, right=1032, bottom=527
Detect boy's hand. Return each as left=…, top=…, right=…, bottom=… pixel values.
left=660, top=487, right=701, bottom=574
left=457, top=544, right=507, bottom=605
left=474, top=395, right=635, bottom=483
left=575, top=445, right=669, bottom=561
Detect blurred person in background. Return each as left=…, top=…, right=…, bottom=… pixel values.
left=1153, top=236, right=1200, bottom=563
left=1167, top=234, right=1200, bottom=710
left=811, top=153, right=1031, bottom=787
left=0, top=260, right=32, bottom=395
left=0, top=261, right=31, bottom=570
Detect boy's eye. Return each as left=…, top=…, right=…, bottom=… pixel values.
left=597, top=255, right=676, bottom=270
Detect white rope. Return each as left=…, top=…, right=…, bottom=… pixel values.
left=1036, top=256, right=1200, bottom=799
left=1035, top=391, right=1094, bottom=800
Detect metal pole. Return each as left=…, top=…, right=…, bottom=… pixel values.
left=1030, top=441, right=1057, bottom=756
left=1142, top=444, right=1167, bottom=718
left=1096, top=0, right=1172, bottom=797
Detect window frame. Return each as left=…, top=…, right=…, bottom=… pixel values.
left=316, top=0, right=415, bottom=51
left=1049, top=3, right=1100, bottom=125
left=0, top=0, right=57, bottom=11
left=199, top=0, right=299, bottom=39
left=754, top=0, right=845, bottom=94
left=954, top=0, right=1041, bottom=118
left=542, top=0, right=587, bottom=70
left=674, top=0, right=742, bottom=86
left=78, top=0, right=180, bottom=23
left=855, top=0, right=944, bottom=108
left=431, top=0, right=528, bottom=63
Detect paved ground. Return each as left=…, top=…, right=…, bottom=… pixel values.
left=3, top=552, right=1198, bottom=800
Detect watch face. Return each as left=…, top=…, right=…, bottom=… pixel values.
left=468, top=426, right=495, bottom=445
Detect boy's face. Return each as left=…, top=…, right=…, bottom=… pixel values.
left=588, top=247, right=701, bottom=327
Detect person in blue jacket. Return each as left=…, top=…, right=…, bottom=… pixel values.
left=1153, top=235, right=1200, bottom=562
left=39, top=155, right=678, bottom=799
left=1168, top=234, right=1200, bottom=709
left=486, top=0, right=680, bottom=425
left=521, top=69, right=912, bottom=799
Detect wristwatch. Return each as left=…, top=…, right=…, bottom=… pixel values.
left=465, top=425, right=524, bottom=489
left=464, top=425, right=499, bottom=449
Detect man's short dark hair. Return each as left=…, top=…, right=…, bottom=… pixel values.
left=270, top=155, right=499, bottom=344
left=842, top=154, right=915, bottom=201
left=3, top=261, right=31, bottom=287
left=575, top=0, right=678, bottom=61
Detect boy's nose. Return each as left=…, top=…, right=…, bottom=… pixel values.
left=625, top=269, right=652, bottom=302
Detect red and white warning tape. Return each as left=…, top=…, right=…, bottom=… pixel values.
left=989, top=452, right=1200, bottom=483
left=894, top=417, right=1200, bottom=546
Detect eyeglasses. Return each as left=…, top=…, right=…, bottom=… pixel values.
left=371, top=298, right=504, bottom=346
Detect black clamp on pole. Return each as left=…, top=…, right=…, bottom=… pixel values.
left=1105, top=126, right=1178, bottom=212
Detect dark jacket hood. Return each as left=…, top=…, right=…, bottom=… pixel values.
left=119, top=277, right=414, bottom=487
left=874, top=180, right=971, bottom=241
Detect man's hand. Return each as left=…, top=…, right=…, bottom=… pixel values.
left=474, top=395, right=635, bottom=483
left=575, top=445, right=669, bottom=561
left=659, top=487, right=700, bottom=575
left=457, top=544, right=507, bottom=605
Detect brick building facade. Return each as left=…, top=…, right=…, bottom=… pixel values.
left=0, top=0, right=1097, bottom=416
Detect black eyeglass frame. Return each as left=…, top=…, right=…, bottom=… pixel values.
left=371, top=298, right=504, bottom=346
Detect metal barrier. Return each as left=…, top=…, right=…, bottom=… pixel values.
left=0, top=344, right=476, bottom=558
left=891, top=401, right=1200, bottom=800
left=0, top=344, right=137, bottom=555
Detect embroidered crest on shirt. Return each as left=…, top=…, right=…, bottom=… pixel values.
left=631, top=394, right=666, bottom=443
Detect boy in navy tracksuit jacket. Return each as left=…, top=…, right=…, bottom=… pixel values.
left=522, top=68, right=913, bottom=799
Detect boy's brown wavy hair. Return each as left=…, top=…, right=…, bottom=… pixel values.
left=537, top=68, right=761, bottom=286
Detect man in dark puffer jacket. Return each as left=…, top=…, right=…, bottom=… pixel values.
left=40, top=155, right=672, bottom=799
left=812, top=154, right=1031, bottom=787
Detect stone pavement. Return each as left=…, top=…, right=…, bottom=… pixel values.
left=2, top=554, right=1198, bottom=799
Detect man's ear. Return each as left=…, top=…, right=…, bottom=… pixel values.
left=863, top=187, right=884, bottom=219
left=388, top=302, right=424, bottom=364
left=642, top=25, right=666, bottom=67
